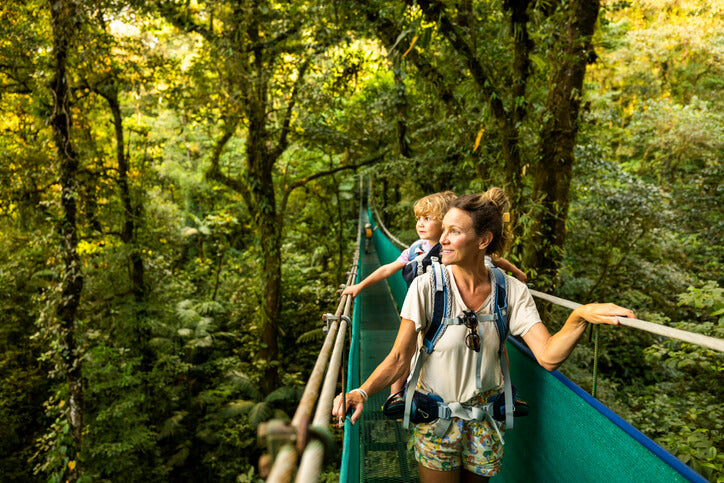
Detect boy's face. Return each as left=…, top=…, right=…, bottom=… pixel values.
left=416, top=214, right=443, bottom=242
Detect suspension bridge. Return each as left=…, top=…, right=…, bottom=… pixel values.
left=259, top=186, right=722, bottom=482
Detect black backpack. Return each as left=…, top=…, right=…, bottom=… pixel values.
left=401, top=243, right=442, bottom=288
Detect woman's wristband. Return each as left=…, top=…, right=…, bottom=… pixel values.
left=350, top=388, right=368, bottom=401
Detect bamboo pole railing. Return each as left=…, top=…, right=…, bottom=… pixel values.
left=261, top=179, right=364, bottom=482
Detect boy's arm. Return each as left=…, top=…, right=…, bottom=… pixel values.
left=491, top=255, right=528, bottom=283
left=342, top=261, right=405, bottom=298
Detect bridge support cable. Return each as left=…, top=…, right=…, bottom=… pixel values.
left=262, top=181, right=364, bottom=482
left=529, top=289, right=724, bottom=353
left=367, top=178, right=407, bottom=250
left=371, top=204, right=407, bottom=250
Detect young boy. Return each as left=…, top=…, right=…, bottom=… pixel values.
left=342, top=191, right=456, bottom=299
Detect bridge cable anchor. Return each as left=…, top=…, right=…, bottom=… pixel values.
left=322, top=313, right=337, bottom=334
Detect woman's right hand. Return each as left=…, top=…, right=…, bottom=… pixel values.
left=332, top=391, right=365, bottom=426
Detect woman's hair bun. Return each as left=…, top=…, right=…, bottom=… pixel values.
left=481, top=187, right=509, bottom=215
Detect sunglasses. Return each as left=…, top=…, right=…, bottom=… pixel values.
left=462, top=310, right=480, bottom=352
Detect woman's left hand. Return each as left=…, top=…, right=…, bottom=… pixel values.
left=575, top=303, right=635, bottom=326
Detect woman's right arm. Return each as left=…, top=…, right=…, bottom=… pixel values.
left=333, top=318, right=418, bottom=424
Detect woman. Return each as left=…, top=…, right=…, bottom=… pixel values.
left=333, top=190, right=634, bottom=482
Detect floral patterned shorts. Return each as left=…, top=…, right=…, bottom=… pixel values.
left=408, top=391, right=505, bottom=476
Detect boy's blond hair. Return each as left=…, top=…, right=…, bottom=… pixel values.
left=413, top=191, right=456, bottom=221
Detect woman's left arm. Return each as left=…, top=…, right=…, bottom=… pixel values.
left=522, top=303, right=635, bottom=372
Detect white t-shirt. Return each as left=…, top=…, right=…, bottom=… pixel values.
left=400, top=265, right=541, bottom=403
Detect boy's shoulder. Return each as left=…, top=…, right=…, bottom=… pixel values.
left=408, top=239, right=433, bottom=257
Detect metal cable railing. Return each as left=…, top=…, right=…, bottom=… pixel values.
left=529, top=289, right=724, bottom=353
left=261, top=179, right=364, bottom=482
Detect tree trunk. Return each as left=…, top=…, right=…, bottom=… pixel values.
left=413, top=0, right=527, bottom=209
left=104, top=88, right=146, bottom=302
left=99, top=85, right=152, bottom=374
left=250, top=157, right=283, bottom=394
left=49, top=0, right=83, bottom=479
left=525, top=0, right=600, bottom=288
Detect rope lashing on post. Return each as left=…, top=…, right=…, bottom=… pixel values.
left=529, top=289, right=724, bottom=353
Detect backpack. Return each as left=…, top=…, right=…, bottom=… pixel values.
left=390, top=248, right=528, bottom=441
left=401, top=242, right=441, bottom=288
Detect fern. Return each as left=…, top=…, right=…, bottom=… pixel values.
left=187, top=335, right=213, bottom=348
left=271, top=409, right=290, bottom=422
left=264, top=386, right=298, bottom=404
left=296, top=328, right=325, bottom=344
left=159, top=411, right=188, bottom=439
left=222, top=399, right=256, bottom=418
left=195, top=316, right=214, bottom=336
left=227, top=370, right=262, bottom=400
left=197, top=300, right=225, bottom=315
left=176, top=300, right=200, bottom=325
left=249, top=402, right=273, bottom=427
left=195, top=427, right=219, bottom=445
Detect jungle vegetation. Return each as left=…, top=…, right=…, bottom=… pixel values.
left=0, top=0, right=721, bottom=481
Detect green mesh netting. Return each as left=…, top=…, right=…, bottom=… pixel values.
left=494, top=342, right=698, bottom=482
left=342, top=206, right=417, bottom=482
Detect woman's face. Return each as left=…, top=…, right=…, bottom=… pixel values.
left=440, top=208, right=489, bottom=266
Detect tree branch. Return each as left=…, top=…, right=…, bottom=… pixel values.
left=358, top=1, right=458, bottom=107
left=205, top=120, right=255, bottom=215
left=279, top=149, right=389, bottom=220
left=414, top=0, right=508, bottom=120
left=270, top=58, right=311, bottom=161
left=156, top=1, right=215, bottom=43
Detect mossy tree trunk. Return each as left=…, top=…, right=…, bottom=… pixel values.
left=49, top=0, right=83, bottom=479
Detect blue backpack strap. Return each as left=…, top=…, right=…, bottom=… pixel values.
left=402, top=242, right=438, bottom=288
left=407, top=240, right=426, bottom=259
left=403, top=261, right=450, bottom=429
left=489, top=266, right=514, bottom=429
left=489, top=267, right=509, bottom=353
left=425, top=261, right=450, bottom=347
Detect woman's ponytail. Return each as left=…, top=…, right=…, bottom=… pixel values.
left=481, top=187, right=512, bottom=255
